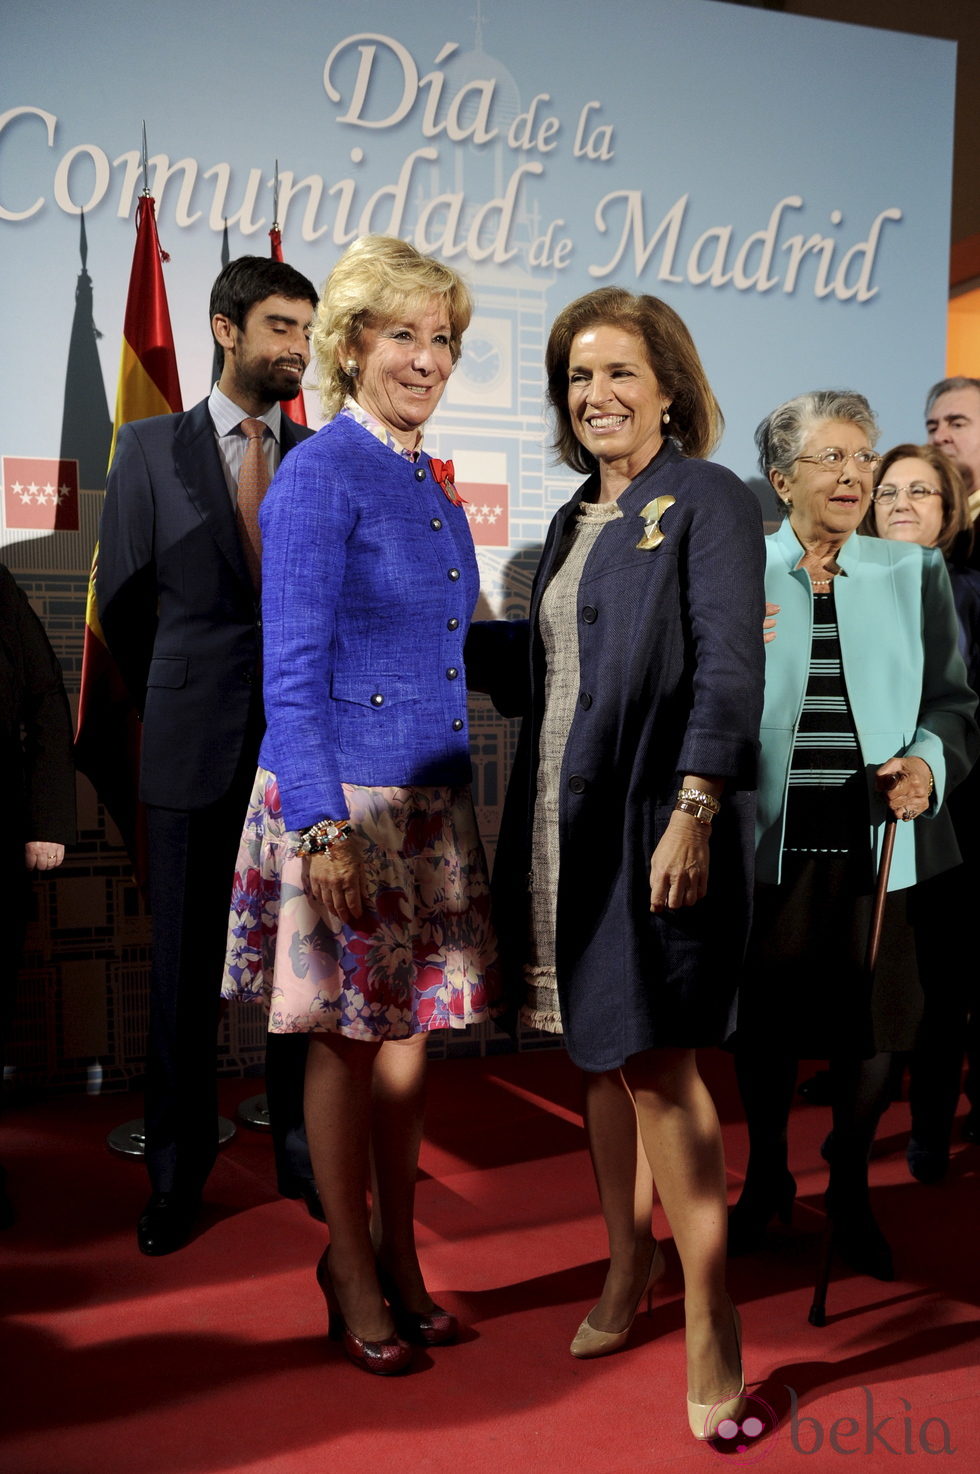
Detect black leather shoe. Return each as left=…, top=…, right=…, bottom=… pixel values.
left=278, top=1174, right=326, bottom=1223
left=137, top=1192, right=201, bottom=1256
left=727, top=1170, right=797, bottom=1256
left=907, top=1138, right=948, bottom=1184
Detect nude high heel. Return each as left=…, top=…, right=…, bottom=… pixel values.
left=687, top=1299, right=746, bottom=1441
left=569, top=1240, right=666, bottom=1359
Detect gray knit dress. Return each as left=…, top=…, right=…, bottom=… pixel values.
left=522, top=499, right=623, bottom=1032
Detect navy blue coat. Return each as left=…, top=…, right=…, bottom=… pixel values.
left=469, top=441, right=765, bottom=1071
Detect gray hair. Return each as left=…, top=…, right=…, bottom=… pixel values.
left=925, top=377, right=980, bottom=416
left=755, top=389, right=879, bottom=478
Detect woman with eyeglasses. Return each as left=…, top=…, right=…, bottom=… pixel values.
left=860, top=444, right=980, bottom=1185
left=729, top=393, right=978, bottom=1279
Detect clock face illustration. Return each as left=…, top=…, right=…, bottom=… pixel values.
left=463, top=336, right=503, bottom=386
left=453, top=316, right=512, bottom=407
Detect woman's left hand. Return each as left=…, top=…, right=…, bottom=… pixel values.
left=875, top=755, right=934, bottom=822
left=649, top=812, right=710, bottom=911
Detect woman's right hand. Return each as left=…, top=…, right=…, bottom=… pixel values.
left=307, top=836, right=368, bottom=927
left=763, top=602, right=780, bottom=644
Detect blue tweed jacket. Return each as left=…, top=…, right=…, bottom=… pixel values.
left=259, top=414, right=479, bottom=831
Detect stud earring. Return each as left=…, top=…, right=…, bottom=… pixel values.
left=345, top=359, right=359, bottom=377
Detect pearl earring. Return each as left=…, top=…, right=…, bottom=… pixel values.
left=345, top=359, right=359, bottom=377
left=661, top=408, right=670, bottom=426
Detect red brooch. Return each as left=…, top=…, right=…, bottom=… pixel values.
left=429, top=457, right=467, bottom=507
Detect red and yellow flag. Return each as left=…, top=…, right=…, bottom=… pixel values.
left=75, top=195, right=182, bottom=879
left=270, top=224, right=307, bottom=426
left=109, top=195, right=182, bottom=461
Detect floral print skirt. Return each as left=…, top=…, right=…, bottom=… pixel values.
left=222, top=769, right=500, bottom=1040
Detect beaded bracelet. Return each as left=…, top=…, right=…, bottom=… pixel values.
left=676, top=787, right=720, bottom=815
left=297, top=818, right=355, bottom=856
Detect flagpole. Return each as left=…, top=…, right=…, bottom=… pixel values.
left=141, top=120, right=149, bottom=197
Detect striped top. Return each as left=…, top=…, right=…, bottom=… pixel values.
left=783, top=588, right=868, bottom=855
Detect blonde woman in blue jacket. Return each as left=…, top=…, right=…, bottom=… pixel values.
left=223, top=237, right=497, bottom=1374
left=730, top=390, right=978, bottom=1279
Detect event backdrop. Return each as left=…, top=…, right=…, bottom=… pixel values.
left=0, top=0, right=956, bottom=1092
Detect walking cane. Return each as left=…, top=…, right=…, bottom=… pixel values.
left=808, top=813, right=897, bottom=1327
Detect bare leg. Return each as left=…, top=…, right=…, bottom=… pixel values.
left=581, top=1069, right=658, bottom=1331
left=304, top=1032, right=394, bottom=1341
left=370, top=1033, right=435, bottom=1313
left=622, top=1047, right=741, bottom=1405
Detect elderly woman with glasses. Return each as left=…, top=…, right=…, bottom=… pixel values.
left=861, top=444, right=980, bottom=1184
left=729, top=392, right=978, bottom=1280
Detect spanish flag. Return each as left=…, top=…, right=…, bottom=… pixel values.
left=75, top=194, right=181, bottom=880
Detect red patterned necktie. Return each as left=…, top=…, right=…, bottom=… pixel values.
left=237, top=418, right=271, bottom=592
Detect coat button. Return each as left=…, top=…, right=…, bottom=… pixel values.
left=447, top=617, right=459, bottom=631
left=448, top=568, right=460, bottom=580
left=446, top=667, right=459, bottom=680
left=452, top=718, right=464, bottom=731
left=243, top=670, right=253, bottom=685
left=371, top=693, right=384, bottom=707
left=579, top=692, right=592, bottom=709
left=582, top=605, right=598, bottom=623
left=568, top=774, right=586, bottom=794
left=415, top=467, right=426, bottom=481
left=431, top=517, right=443, bottom=530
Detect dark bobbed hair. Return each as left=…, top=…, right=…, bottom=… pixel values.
left=861, top=441, right=974, bottom=563
left=545, top=287, right=723, bottom=472
left=313, top=235, right=473, bottom=419
left=209, top=256, right=318, bottom=341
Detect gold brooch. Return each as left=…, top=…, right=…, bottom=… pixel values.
left=636, top=495, right=675, bottom=550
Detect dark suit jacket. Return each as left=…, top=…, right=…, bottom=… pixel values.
left=96, top=398, right=312, bottom=810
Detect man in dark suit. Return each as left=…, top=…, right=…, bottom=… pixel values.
left=97, top=256, right=319, bottom=1254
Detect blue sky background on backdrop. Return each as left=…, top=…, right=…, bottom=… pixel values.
left=0, top=0, right=956, bottom=522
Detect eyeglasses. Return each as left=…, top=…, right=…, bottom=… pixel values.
left=872, top=482, right=943, bottom=504
left=795, top=447, right=881, bottom=473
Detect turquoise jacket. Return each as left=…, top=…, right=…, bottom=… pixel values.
left=757, top=517, right=979, bottom=891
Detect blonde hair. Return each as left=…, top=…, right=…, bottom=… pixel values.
left=312, top=236, right=473, bottom=419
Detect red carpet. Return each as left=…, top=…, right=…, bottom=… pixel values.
left=1, top=1051, right=978, bottom=1473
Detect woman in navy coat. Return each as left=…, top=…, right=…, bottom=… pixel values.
left=471, top=287, right=765, bottom=1439
left=223, top=237, right=497, bottom=1374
